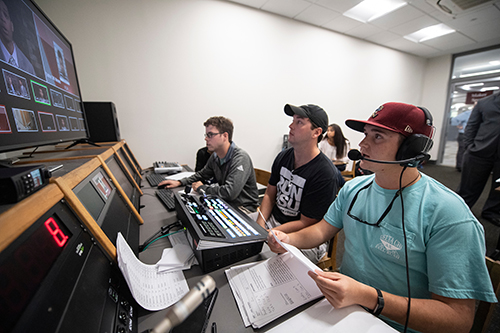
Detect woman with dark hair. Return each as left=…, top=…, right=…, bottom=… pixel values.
left=318, top=123, right=350, bottom=171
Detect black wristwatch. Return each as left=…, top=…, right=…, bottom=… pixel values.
left=371, top=288, right=384, bottom=317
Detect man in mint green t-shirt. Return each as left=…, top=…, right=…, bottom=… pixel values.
left=268, top=102, right=497, bottom=333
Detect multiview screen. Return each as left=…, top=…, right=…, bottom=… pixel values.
left=0, top=0, right=87, bottom=153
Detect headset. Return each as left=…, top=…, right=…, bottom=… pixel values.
left=395, top=106, right=435, bottom=166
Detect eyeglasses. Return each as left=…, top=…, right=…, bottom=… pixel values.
left=347, top=181, right=402, bottom=227
left=204, top=132, right=221, bottom=139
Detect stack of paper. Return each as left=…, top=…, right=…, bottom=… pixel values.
left=225, top=234, right=323, bottom=328
left=165, top=171, right=195, bottom=181
left=156, top=230, right=198, bottom=272
left=266, top=298, right=397, bottom=333
left=116, top=233, right=190, bottom=311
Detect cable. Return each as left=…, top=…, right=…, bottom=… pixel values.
left=139, top=221, right=182, bottom=252
left=141, top=229, right=186, bottom=252
left=398, top=166, right=411, bottom=333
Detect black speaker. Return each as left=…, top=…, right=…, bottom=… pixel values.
left=83, top=102, right=121, bottom=142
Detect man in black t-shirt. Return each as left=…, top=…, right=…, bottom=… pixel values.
left=195, top=146, right=212, bottom=172
left=256, top=104, right=340, bottom=263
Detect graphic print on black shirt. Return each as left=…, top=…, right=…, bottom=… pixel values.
left=276, top=167, right=306, bottom=217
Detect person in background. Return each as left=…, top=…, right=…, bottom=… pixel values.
left=18, top=78, right=27, bottom=97
left=195, top=145, right=212, bottom=172
left=318, top=123, right=350, bottom=171
left=158, top=116, right=259, bottom=212
left=255, top=104, right=341, bottom=263
left=268, top=102, right=497, bottom=333
left=0, top=0, right=35, bottom=75
left=458, top=92, right=500, bottom=226
left=450, top=108, right=472, bottom=171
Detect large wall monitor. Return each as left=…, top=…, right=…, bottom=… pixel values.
left=0, top=0, right=88, bottom=153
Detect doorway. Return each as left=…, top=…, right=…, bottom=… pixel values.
left=438, top=46, right=500, bottom=167
left=442, top=77, right=500, bottom=168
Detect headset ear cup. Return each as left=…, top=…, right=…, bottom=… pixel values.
left=417, top=106, right=433, bottom=126
left=396, top=134, right=434, bottom=161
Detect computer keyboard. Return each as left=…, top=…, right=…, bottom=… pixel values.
left=147, top=173, right=167, bottom=187
left=156, top=188, right=176, bottom=211
left=153, top=161, right=182, bottom=174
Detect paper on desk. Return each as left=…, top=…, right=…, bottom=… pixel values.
left=225, top=242, right=323, bottom=328
left=168, top=228, right=192, bottom=246
left=116, top=232, right=189, bottom=311
left=156, top=231, right=198, bottom=272
left=271, top=230, right=320, bottom=273
left=267, top=298, right=398, bottom=333
left=165, top=171, right=195, bottom=181
left=156, top=244, right=195, bottom=272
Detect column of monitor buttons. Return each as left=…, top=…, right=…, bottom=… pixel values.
left=21, top=173, right=35, bottom=194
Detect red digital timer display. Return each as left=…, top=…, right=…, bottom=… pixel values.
left=44, top=217, right=69, bottom=247
left=0, top=214, right=73, bottom=331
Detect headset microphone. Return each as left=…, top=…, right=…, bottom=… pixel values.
left=347, top=149, right=429, bottom=166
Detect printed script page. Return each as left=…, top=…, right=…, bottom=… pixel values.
left=116, top=232, right=189, bottom=311
left=226, top=242, right=322, bottom=328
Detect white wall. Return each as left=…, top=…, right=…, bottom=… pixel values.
left=420, top=55, right=453, bottom=159
left=35, top=0, right=449, bottom=169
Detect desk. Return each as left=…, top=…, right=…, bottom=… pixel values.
left=137, top=170, right=395, bottom=333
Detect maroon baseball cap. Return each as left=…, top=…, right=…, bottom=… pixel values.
left=345, top=102, right=433, bottom=138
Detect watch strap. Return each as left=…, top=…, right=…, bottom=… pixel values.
left=372, top=288, right=384, bottom=317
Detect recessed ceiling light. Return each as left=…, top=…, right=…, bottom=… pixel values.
left=463, top=62, right=500, bottom=71
left=480, top=86, right=499, bottom=92
left=460, top=83, right=484, bottom=90
left=343, top=0, right=407, bottom=23
left=459, top=69, right=500, bottom=78
left=404, top=23, right=455, bottom=43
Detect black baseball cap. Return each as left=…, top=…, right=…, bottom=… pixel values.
left=284, top=104, right=328, bottom=134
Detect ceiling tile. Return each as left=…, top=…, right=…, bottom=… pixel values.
left=407, top=0, right=437, bottom=13
left=224, top=0, right=500, bottom=57
left=385, top=37, right=440, bottom=56
left=421, top=32, right=476, bottom=50
left=409, top=47, right=442, bottom=57
left=459, top=19, right=500, bottom=41
left=227, top=0, right=268, bottom=9
left=370, top=5, right=425, bottom=29
left=261, top=0, right=312, bottom=18
left=294, top=4, right=341, bottom=25
left=445, top=5, right=500, bottom=30
left=426, top=8, right=455, bottom=23
left=365, top=30, right=401, bottom=44
left=391, top=15, right=440, bottom=36
left=314, top=0, right=363, bottom=13
left=344, top=23, right=383, bottom=39
left=322, top=15, right=363, bottom=33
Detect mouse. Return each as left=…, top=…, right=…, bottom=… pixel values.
left=157, top=183, right=168, bottom=189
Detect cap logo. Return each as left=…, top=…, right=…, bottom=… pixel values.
left=372, top=105, right=383, bottom=118
left=404, top=125, right=413, bottom=133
